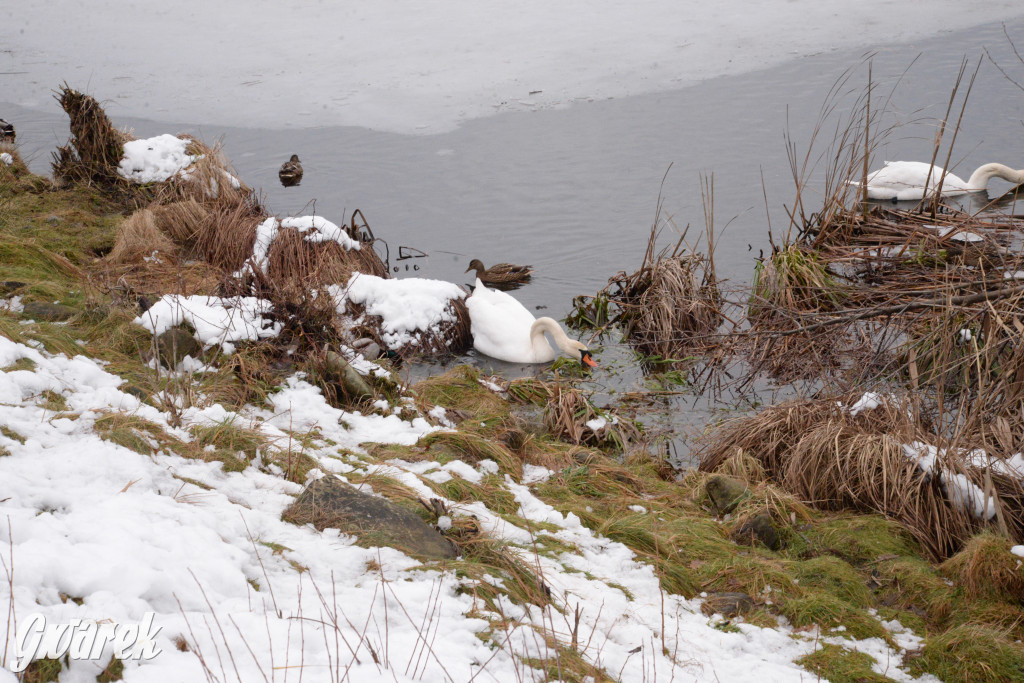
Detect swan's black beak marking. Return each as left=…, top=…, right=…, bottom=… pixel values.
left=581, top=350, right=597, bottom=368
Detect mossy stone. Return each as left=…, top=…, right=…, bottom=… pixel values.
left=706, top=474, right=748, bottom=514
left=283, top=475, right=456, bottom=560
left=732, top=512, right=781, bottom=551
left=156, top=327, right=202, bottom=366
left=22, top=301, right=76, bottom=321
left=701, top=592, right=755, bottom=618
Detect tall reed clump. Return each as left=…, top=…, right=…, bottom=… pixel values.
left=572, top=223, right=722, bottom=366
left=51, top=84, right=131, bottom=187
left=748, top=245, right=845, bottom=322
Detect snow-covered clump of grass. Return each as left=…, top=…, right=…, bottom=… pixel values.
left=117, top=134, right=198, bottom=183
left=336, top=273, right=466, bottom=350
left=133, top=294, right=282, bottom=354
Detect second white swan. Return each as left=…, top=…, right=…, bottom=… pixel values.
left=852, top=161, right=1024, bottom=201
left=466, top=278, right=596, bottom=366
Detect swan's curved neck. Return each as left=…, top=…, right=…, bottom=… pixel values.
left=967, top=163, right=1024, bottom=189
left=530, top=317, right=576, bottom=355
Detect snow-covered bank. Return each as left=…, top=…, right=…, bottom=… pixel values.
left=3, top=1, right=1023, bottom=134
left=0, top=334, right=940, bottom=681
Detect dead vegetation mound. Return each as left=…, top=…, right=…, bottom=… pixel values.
left=572, top=227, right=722, bottom=365
left=345, top=295, right=471, bottom=361
left=266, top=224, right=387, bottom=287
left=699, top=393, right=1024, bottom=560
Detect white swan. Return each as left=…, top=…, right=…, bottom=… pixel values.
left=852, top=161, right=1024, bottom=201
left=466, top=278, right=596, bottom=366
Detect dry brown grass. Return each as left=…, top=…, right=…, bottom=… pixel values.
left=699, top=393, right=1024, bottom=559
left=266, top=227, right=387, bottom=287
left=108, top=208, right=179, bottom=264
left=941, top=531, right=1024, bottom=602
left=151, top=199, right=210, bottom=247
left=0, top=143, right=30, bottom=175
left=194, top=200, right=262, bottom=272
left=151, top=139, right=251, bottom=208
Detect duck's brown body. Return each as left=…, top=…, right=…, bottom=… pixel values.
left=465, top=259, right=533, bottom=286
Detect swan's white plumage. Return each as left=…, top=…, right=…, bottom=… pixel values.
left=853, top=161, right=1024, bottom=200
left=466, top=278, right=581, bottom=363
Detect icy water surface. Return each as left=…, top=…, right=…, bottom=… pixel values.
left=6, top=19, right=1024, bottom=459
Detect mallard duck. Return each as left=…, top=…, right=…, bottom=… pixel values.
left=0, top=119, right=14, bottom=143
left=851, top=161, right=1024, bottom=201
left=278, top=154, right=303, bottom=187
left=465, top=259, right=533, bottom=286
left=466, top=278, right=596, bottom=366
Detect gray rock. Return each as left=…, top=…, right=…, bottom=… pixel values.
left=359, top=342, right=381, bottom=359
left=46, top=215, right=60, bottom=225
left=325, top=350, right=375, bottom=400
left=283, top=475, right=456, bottom=560
left=732, top=512, right=781, bottom=551
left=22, top=302, right=76, bottom=322
left=351, top=338, right=382, bottom=360
left=122, top=385, right=149, bottom=401
left=155, top=327, right=202, bottom=366
left=706, top=474, right=748, bottom=515
left=701, top=592, right=755, bottom=618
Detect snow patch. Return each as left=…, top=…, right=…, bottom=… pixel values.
left=117, top=134, right=197, bottom=183
left=337, top=274, right=466, bottom=350
left=134, top=294, right=282, bottom=354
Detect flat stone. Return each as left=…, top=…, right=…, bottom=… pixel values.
left=706, top=474, right=748, bottom=515
left=22, top=302, right=76, bottom=322
left=732, top=512, right=781, bottom=551
left=283, top=475, right=456, bottom=560
left=700, top=592, right=755, bottom=618
left=155, top=327, right=202, bottom=366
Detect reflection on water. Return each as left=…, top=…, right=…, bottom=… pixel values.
left=4, top=19, right=1024, bottom=461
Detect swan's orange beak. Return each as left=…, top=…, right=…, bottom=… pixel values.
left=581, top=351, right=597, bottom=368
